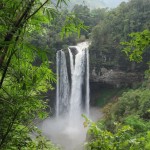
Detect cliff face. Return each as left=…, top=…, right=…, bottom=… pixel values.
left=88, top=0, right=150, bottom=88
left=89, top=44, right=148, bottom=88
left=89, top=47, right=145, bottom=87
left=90, top=67, right=143, bottom=88
left=89, top=65, right=144, bottom=107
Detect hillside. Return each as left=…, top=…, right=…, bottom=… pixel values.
left=67, top=0, right=128, bottom=9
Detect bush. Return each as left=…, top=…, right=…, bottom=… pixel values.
left=124, top=115, right=150, bottom=132
left=83, top=116, right=150, bottom=150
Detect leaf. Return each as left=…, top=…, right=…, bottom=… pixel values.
left=121, top=30, right=150, bottom=62
left=22, top=83, right=26, bottom=90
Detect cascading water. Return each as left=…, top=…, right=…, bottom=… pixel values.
left=69, top=46, right=85, bottom=122
left=56, top=50, right=70, bottom=117
left=68, top=48, right=74, bottom=77
left=86, top=48, right=90, bottom=116
left=56, top=42, right=90, bottom=118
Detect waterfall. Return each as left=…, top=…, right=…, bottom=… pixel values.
left=69, top=46, right=85, bottom=120
left=86, top=48, right=90, bottom=116
left=56, top=52, right=59, bottom=117
left=56, top=50, right=70, bottom=117
left=56, top=42, right=90, bottom=118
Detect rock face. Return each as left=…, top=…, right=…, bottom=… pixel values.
left=90, top=67, right=143, bottom=88
left=68, top=46, right=78, bottom=55
left=89, top=67, right=143, bottom=106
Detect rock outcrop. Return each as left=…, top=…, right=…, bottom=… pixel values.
left=90, top=67, right=143, bottom=88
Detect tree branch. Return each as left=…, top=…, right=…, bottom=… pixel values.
left=0, top=0, right=36, bottom=67
left=26, top=0, right=49, bottom=21
left=0, top=108, right=21, bottom=148
left=0, top=30, right=21, bottom=88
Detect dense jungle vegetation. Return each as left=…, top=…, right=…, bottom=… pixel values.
left=0, top=0, right=150, bottom=149
left=84, top=30, right=150, bottom=150
left=0, top=0, right=85, bottom=149
left=89, top=0, right=150, bottom=72
left=83, top=0, right=150, bottom=149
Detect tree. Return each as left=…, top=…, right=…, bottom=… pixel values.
left=0, top=0, right=86, bottom=149
left=84, top=28, right=150, bottom=150
left=89, top=0, right=150, bottom=72
left=83, top=116, right=150, bottom=150
left=121, top=30, right=150, bottom=62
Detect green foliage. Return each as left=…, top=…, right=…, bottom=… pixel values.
left=124, top=115, right=150, bottom=132
left=83, top=116, right=150, bottom=150
left=86, top=26, right=150, bottom=148
left=112, top=88, right=150, bottom=120
left=95, top=88, right=125, bottom=107
left=29, top=7, right=90, bottom=64
left=0, top=40, right=57, bottom=149
left=85, top=83, right=150, bottom=149
left=84, top=1, right=150, bottom=150
left=72, top=4, right=107, bottom=38
left=29, top=4, right=107, bottom=61
left=60, top=14, right=89, bottom=38
left=90, top=0, right=150, bottom=71
left=93, top=70, right=150, bottom=150
left=0, top=0, right=87, bottom=149
left=1, top=126, right=60, bottom=150
left=121, top=30, right=150, bottom=62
